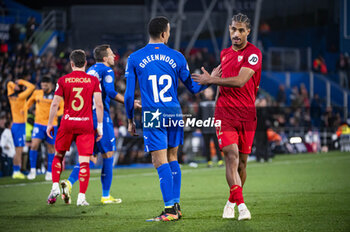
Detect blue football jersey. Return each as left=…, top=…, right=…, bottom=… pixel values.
left=124, top=43, right=207, bottom=119
left=87, top=63, right=118, bottom=114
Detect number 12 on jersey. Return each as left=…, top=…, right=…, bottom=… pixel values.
left=148, top=74, right=172, bottom=103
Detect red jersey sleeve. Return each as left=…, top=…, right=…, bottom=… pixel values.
left=93, top=77, right=102, bottom=93
left=242, top=47, right=262, bottom=73
left=55, top=78, right=64, bottom=97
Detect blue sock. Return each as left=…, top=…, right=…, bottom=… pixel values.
left=47, top=153, right=54, bottom=172
left=89, top=160, right=95, bottom=168
left=101, top=157, right=114, bottom=197
left=169, top=161, right=181, bottom=204
left=157, top=163, right=174, bottom=207
left=68, top=160, right=94, bottom=185
left=13, top=165, right=20, bottom=172
left=29, top=150, right=38, bottom=169
left=68, top=163, right=80, bottom=185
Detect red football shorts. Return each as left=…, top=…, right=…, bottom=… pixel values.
left=55, top=128, right=94, bottom=156
left=215, top=119, right=257, bottom=154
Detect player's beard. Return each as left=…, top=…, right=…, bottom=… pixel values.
left=232, top=37, right=245, bottom=50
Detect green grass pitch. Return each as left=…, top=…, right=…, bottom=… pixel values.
left=0, top=152, right=349, bottom=232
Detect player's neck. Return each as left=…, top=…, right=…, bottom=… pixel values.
left=232, top=41, right=248, bottom=51
left=149, top=38, right=164, bottom=44
left=72, top=67, right=85, bottom=72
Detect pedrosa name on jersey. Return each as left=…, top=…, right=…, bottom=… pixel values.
left=65, top=77, right=92, bottom=83
left=139, top=54, right=177, bottom=69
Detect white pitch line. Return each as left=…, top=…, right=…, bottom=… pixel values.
left=0, top=154, right=348, bottom=189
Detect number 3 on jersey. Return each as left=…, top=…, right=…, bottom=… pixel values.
left=148, top=74, right=172, bottom=103
left=72, top=87, right=84, bottom=111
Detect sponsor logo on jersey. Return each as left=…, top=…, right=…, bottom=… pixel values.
left=248, top=54, right=259, bottom=65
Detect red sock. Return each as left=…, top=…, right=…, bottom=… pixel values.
left=52, top=155, right=63, bottom=183
left=79, top=162, right=90, bottom=194
left=228, top=185, right=245, bottom=205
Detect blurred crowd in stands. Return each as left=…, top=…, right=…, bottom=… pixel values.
left=0, top=16, right=349, bottom=177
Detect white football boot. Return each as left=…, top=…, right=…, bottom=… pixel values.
left=47, top=183, right=60, bottom=205
left=45, top=172, right=52, bottom=181
left=222, top=200, right=236, bottom=218
left=77, top=193, right=89, bottom=206
left=27, top=168, right=36, bottom=180
left=238, top=203, right=251, bottom=220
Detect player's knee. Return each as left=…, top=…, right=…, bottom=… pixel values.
left=239, top=159, right=247, bottom=170
left=223, top=147, right=239, bottom=161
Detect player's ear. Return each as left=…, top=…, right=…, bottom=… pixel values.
left=70, top=61, right=75, bottom=69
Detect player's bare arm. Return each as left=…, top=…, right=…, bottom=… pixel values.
left=114, top=93, right=142, bottom=109
left=46, top=95, right=63, bottom=139
left=192, top=66, right=254, bottom=88
left=94, top=92, right=104, bottom=142
left=127, top=119, right=138, bottom=136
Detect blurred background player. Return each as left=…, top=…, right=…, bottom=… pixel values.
left=198, top=87, right=223, bottom=167
left=46, top=49, right=103, bottom=206
left=125, top=16, right=208, bottom=222
left=62, top=44, right=140, bottom=204
left=26, top=76, right=64, bottom=181
left=7, top=78, right=35, bottom=179
left=193, top=13, right=262, bottom=220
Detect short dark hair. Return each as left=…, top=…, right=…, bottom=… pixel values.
left=93, top=44, right=110, bottom=62
left=69, top=49, right=86, bottom=68
left=41, top=76, right=52, bottom=83
left=148, top=16, right=169, bottom=39
left=232, top=13, right=251, bottom=29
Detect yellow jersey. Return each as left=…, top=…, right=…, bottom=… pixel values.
left=7, top=79, right=35, bottom=124
left=26, top=89, right=64, bottom=126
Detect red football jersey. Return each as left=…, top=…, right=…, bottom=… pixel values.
left=55, top=70, right=101, bottom=134
left=215, top=42, right=262, bottom=121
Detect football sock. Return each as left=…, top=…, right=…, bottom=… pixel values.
left=13, top=165, right=20, bottom=172
left=68, top=160, right=95, bottom=186
left=229, top=185, right=244, bottom=205
left=157, top=163, right=174, bottom=207
left=68, top=163, right=80, bottom=185
left=29, top=150, right=38, bottom=169
left=79, top=162, right=90, bottom=194
left=47, top=153, right=55, bottom=172
left=52, top=155, right=63, bottom=183
left=169, top=160, right=181, bottom=203
left=101, top=157, right=114, bottom=197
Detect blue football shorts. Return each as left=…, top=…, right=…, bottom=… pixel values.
left=32, top=123, right=57, bottom=145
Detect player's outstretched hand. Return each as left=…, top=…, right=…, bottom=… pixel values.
left=192, top=67, right=215, bottom=85
left=128, top=119, right=138, bottom=136
left=211, top=64, right=222, bottom=78
left=134, top=99, right=142, bottom=110
left=46, top=124, right=54, bottom=139
left=96, top=122, right=103, bottom=142
left=96, top=134, right=102, bottom=142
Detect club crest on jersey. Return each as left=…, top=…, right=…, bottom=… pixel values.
left=238, top=55, right=243, bottom=62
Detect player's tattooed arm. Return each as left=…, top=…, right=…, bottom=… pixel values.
left=47, top=95, right=63, bottom=139
left=94, top=92, right=104, bottom=142
left=127, top=119, right=138, bottom=136
left=114, top=94, right=141, bottom=109
left=192, top=66, right=254, bottom=88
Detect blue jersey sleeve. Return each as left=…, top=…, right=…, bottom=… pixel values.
left=124, top=56, right=137, bottom=119
left=178, top=54, right=209, bottom=94
left=103, top=69, right=118, bottom=100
